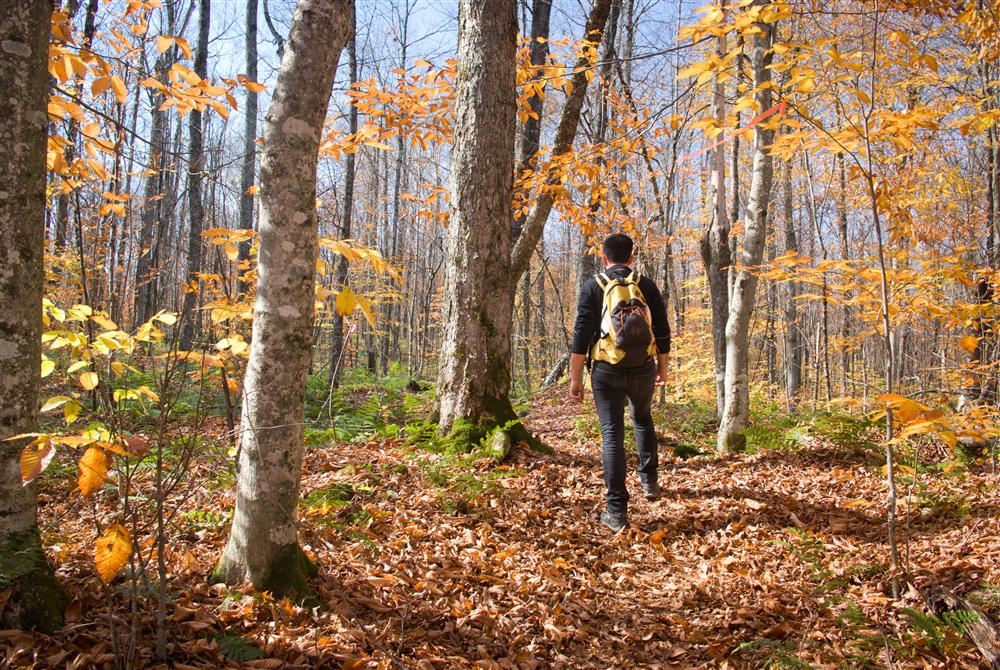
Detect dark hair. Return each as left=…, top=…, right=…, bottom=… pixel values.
left=602, top=233, right=634, bottom=264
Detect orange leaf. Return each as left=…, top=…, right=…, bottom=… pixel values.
left=79, top=446, right=111, bottom=497
left=20, top=438, right=55, bottom=484
left=960, top=335, right=979, bottom=354
left=95, top=524, right=131, bottom=582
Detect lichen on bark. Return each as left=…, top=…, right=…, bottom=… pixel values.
left=0, top=0, right=68, bottom=633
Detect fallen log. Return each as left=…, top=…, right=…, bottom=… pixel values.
left=921, top=585, right=1000, bottom=669
left=541, top=353, right=570, bottom=388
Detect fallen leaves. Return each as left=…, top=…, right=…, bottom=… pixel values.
left=4, top=391, right=997, bottom=668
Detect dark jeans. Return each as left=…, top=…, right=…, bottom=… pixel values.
left=591, top=360, right=658, bottom=519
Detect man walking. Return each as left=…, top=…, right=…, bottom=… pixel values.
left=569, top=233, right=671, bottom=531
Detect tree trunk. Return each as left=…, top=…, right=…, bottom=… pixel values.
left=134, top=22, right=174, bottom=327
left=0, top=0, right=69, bottom=632
left=180, top=0, right=210, bottom=349
left=837, top=151, right=852, bottom=397
left=508, top=0, right=612, bottom=282
left=438, top=0, right=609, bottom=450
left=515, top=0, right=552, bottom=389
left=717, top=3, right=775, bottom=452
left=215, top=0, right=350, bottom=600
left=437, top=0, right=520, bottom=438
left=237, top=0, right=259, bottom=295
left=782, top=147, right=802, bottom=403
left=701, top=11, right=731, bottom=419
left=328, top=2, right=357, bottom=390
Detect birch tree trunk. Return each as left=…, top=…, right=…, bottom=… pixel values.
left=215, top=0, right=350, bottom=599
left=717, top=3, right=776, bottom=452
left=0, top=0, right=69, bottom=631
left=437, top=0, right=520, bottom=438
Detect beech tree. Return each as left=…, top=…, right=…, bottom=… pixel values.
left=215, top=0, right=351, bottom=599
left=437, top=0, right=611, bottom=444
left=0, top=0, right=68, bottom=631
left=436, top=0, right=520, bottom=440
left=716, top=0, right=777, bottom=452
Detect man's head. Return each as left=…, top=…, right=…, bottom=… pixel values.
left=602, top=233, right=635, bottom=267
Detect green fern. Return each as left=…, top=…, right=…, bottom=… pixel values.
left=216, top=632, right=264, bottom=662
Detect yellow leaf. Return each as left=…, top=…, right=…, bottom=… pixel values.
left=649, top=530, right=667, bottom=544
left=156, top=35, right=173, bottom=53
left=95, top=524, right=131, bottom=582
left=40, top=396, right=71, bottom=413
left=65, top=399, right=82, bottom=425
left=20, top=438, right=54, bottom=484
left=41, top=356, right=55, bottom=378
left=243, top=81, right=266, bottom=93
left=79, top=371, right=99, bottom=390
left=959, top=335, right=979, bottom=354
left=356, top=295, right=376, bottom=327
left=245, top=184, right=260, bottom=196
left=336, top=287, right=358, bottom=317
left=79, top=446, right=111, bottom=497
left=111, top=76, right=128, bottom=104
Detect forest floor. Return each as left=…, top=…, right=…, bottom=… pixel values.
left=4, top=384, right=1000, bottom=669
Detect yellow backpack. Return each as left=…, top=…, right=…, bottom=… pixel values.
left=590, top=271, right=656, bottom=367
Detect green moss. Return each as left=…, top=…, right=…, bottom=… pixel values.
left=211, top=543, right=319, bottom=606
left=476, top=312, right=496, bottom=338
left=0, top=529, right=67, bottom=632
left=256, top=544, right=318, bottom=605
left=718, top=431, right=747, bottom=454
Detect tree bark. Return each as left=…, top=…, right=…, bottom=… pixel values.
left=215, top=0, right=350, bottom=600
left=237, top=0, right=259, bottom=295
left=134, top=6, right=176, bottom=327
left=180, top=0, right=210, bottom=349
left=437, top=0, right=520, bottom=437
left=701, top=10, right=731, bottom=419
left=0, top=0, right=69, bottom=632
left=717, top=3, right=776, bottom=452
left=509, top=0, right=612, bottom=282
left=782, top=146, right=802, bottom=403
left=515, top=0, right=552, bottom=387
left=328, top=1, right=357, bottom=391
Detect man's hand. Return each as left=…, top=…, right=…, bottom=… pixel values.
left=568, top=353, right=588, bottom=402
left=655, top=354, right=669, bottom=387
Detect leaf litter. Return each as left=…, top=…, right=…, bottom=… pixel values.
left=2, top=388, right=998, bottom=668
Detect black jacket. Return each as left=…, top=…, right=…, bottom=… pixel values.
left=570, top=264, right=671, bottom=359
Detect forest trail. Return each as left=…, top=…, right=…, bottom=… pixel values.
left=286, top=389, right=998, bottom=669
left=9, top=387, right=998, bottom=669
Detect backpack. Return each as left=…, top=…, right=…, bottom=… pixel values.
left=589, top=271, right=656, bottom=368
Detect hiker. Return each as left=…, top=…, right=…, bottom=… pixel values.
left=568, top=233, right=671, bottom=532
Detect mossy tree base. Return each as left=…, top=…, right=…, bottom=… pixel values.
left=438, top=395, right=551, bottom=456
left=718, top=431, right=747, bottom=454
left=0, top=529, right=67, bottom=633
left=212, top=543, right=319, bottom=606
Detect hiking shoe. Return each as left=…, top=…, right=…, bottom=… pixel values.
left=642, top=482, right=663, bottom=501
left=599, top=510, right=627, bottom=532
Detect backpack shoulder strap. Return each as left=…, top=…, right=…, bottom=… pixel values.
left=627, top=270, right=641, bottom=284
left=594, top=272, right=610, bottom=290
